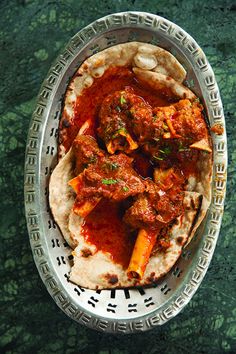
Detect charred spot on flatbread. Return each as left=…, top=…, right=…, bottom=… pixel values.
left=189, top=195, right=203, bottom=235
left=62, top=118, right=71, bottom=128
left=104, top=273, right=119, bottom=285
left=147, top=272, right=156, bottom=282
left=176, top=236, right=184, bottom=245
left=81, top=248, right=92, bottom=258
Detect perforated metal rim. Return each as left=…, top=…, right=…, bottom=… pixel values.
left=24, top=12, right=227, bottom=333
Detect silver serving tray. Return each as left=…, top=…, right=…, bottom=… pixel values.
left=24, top=12, right=227, bottom=333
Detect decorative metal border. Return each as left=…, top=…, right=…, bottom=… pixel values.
left=24, top=12, right=227, bottom=333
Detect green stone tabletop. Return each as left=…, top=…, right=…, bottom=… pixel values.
left=0, top=1, right=235, bottom=353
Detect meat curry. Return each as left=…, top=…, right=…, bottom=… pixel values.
left=60, top=66, right=211, bottom=280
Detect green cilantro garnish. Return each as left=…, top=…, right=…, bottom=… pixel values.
left=152, top=137, right=160, bottom=142
left=153, top=155, right=164, bottom=161
left=163, top=123, right=168, bottom=130
left=178, top=147, right=189, bottom=152
left=163, top=146, right=172, bottom=154
left=178, top=141, right=190, bottom=152
left=102, top=178, right=118, bottom=185
left=159, top=146, right=171, bottom=155
left=112, top=127, right=128, bottom=139
left=153, top=115, right=158, bottom=122
left=118, top=127, right=128, bottom=134
left=88, top=156, right=97, bottom=164
left=122, top=186, right=129, bottom=192
left=102, top=161, right=120, bottom=171
left=120, top=94, right=126, bottom=105
left=110, top=162, right=119, bottom=170
left=153, top=145, right=172, bottom=161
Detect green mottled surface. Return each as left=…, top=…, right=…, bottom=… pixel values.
left=0, top=0, right=235, bottom=353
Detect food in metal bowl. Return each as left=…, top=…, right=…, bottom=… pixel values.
left=49, top=42, right=212, bottom=290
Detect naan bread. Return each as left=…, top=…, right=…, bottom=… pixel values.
left=49, top=149, right=78, bottom=249
left=133, top=67, right=196, bottom=100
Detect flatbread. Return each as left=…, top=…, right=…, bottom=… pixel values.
left=133, top=67, right=196, bottom=100
left=49, top=148, right=78, bottom=249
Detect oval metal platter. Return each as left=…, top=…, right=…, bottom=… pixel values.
left=24, top=12, right=227, bottom=333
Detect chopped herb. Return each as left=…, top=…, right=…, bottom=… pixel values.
left=153, top=115, right=158, bottom=122
left=115, top=105, right=121, bottom=112
left=152, top=137, right=160, bottom=142
left=110, top=162, right=119, bottom=170
left=88, top=156, right=97, bottom=164
left=118, top=127, right=127, bottom=134
left=102, top=178, right=118, bottom=185
left=178, top=141, right=189, bottom=152
left=163, top=123, right=168, bottom=130
left=122, top=186, right=129, bottom=192
left=178, top=147, right=189, bottom=152
left=153, top=155, right=164, bottom=161
left=158, top=146, right=171, bottom=155
left=163, top=146, right=171, bottom=154
left=102, top=161, right=119, bottom=171
left=112, top=127, right=128, bottom=139
left=120, top=94, right=126, bottom=105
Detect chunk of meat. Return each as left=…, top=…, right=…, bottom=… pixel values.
left=98, top=88, right=138, bottom=153
left=144, top=99, right=210, bottom=164
left=171, top=99, right=209, bottom=142
left=152, top=105, right=176, bottom=139
left=152, top=99, right=208, bottom=143
left=98, top=90, right=128, bottom=145
left=72, top=135, right=104, bottom=174
left=73, top=153, right=145, bottom=203
left=124, top=169, right=185, bottom=229
left=98, top=87, right=154, bottom=152
left=127, top=93, right=154, bottom=142
left=123, top=194, right=157, bottom=229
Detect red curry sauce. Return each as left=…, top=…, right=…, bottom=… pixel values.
left=81, top=200, right=136, bottom=268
